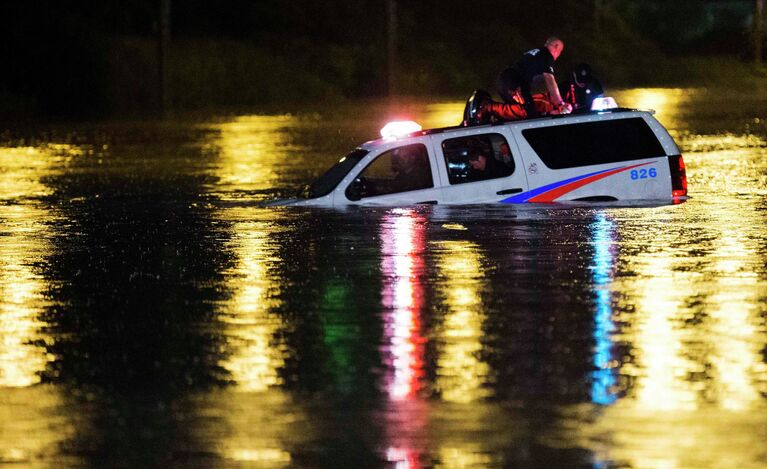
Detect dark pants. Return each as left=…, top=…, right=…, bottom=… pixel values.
left=496, top=68, right=538, bottom=118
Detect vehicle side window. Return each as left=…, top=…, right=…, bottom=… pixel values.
left=345, top=143, right=432, bottom=199
left=441, top=133, right=515, bottom=185
left=522, top=117, right=666, bottom=169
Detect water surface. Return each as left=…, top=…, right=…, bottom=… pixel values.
left=1, top=89, right=766, bottom=467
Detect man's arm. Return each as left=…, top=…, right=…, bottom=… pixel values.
left=542, top=73, right=572, bottom=114
left=542, top=73, right=563, bottom=104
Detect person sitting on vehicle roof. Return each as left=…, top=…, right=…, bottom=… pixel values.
left=478, top=92, right=566, bottom=122
left=496, top=37, right=572, bottom=118
left=559, top=63, right=604, bottom=111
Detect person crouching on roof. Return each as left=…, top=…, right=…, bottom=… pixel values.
left=484, top=37, right=572, bottom=120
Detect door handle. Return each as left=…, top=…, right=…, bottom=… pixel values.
left=416, top=200, right=438, bottom=205
left=497, top=188, right=523, bottom=195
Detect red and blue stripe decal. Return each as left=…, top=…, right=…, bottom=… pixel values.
left=501, top=162, right=654, bottom=203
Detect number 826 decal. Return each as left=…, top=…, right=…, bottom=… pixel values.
left=630, top=168, right=657, bottom=180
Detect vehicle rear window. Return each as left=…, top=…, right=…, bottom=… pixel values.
left=522, top=117, right=666, bottom=169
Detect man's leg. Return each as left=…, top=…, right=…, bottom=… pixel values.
left=484, top=101, right=526, bottom=120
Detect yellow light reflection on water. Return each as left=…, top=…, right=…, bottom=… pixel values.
left=629, top=254, right=698, bottom=411
left=209, top=117, right=294, bottom=463
left=0, top=386, right=78, bottom=465
left=573, top=198, right=767, bottom=468
left=207, top=115, right=301, bottom=200
left=616, top=88, right=682, bottom=115
left=0, top=147, right=55, bottom=199
left=192, top=390, right=304, bottom=467
left=706, top=222, right=766, bottom=410
left=211, top=115, right=292, bottom=390
left=614, top=88, right=686, bottom=129
left=434, top=241, right=490, bottom=403
left=0, top=145, right=75, bottom=465
left=0, top=241, right=48, bottom=388
left=436, top=445, right=494, bottom=468
left=217, top=222, right=285, bottom=392
left=228, top=447, right=291, bottom=464
left=0, top=147, right=62, bottom=387
left=680, top=134, right=765, bottom=153
left=617, top=207, right=767, bottom=413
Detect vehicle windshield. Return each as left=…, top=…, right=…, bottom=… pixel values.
left=305, top=149, right=369, bottom=199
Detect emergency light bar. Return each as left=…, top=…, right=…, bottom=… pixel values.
left=380, top=120, right=422, bottom=139
left=590, top=97, right=618, bottom=111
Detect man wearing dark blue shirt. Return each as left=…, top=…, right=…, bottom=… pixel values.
left=496, top=37, right=570, bottom=117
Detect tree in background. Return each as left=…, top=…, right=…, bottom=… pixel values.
left=0, top=0, right=763, bottom=117
left=755, top=0, right=765, bottom=64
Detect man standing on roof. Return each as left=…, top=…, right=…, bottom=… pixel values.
left=495, top=37, right=571, bottom=118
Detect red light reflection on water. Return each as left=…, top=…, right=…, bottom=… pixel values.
left=386, top=446, right=422, bottom=469
left=380, top=210, right=428, bottom=468
left=380, top=209, right=426, bottom=401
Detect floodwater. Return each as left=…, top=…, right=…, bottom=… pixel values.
left=1, top=89, right=766, bottom=468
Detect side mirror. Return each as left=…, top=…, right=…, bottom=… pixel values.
left=345, top=177, right=364, bottom=201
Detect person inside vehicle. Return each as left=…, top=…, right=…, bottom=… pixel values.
left=559, top=63, right=604, bottom=111
left=494, top=37, right=572, bottom=118
left=499, top=142, right=513, bottom=166
left=390, top=146, right=432, bottom=192
left=467, top=148, right=502, bottom=181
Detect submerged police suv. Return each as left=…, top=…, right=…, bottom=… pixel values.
left=285, top=100, right=687, bottom=206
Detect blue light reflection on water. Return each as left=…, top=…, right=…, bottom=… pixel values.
left=590, top=212, right=618, bottom=406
